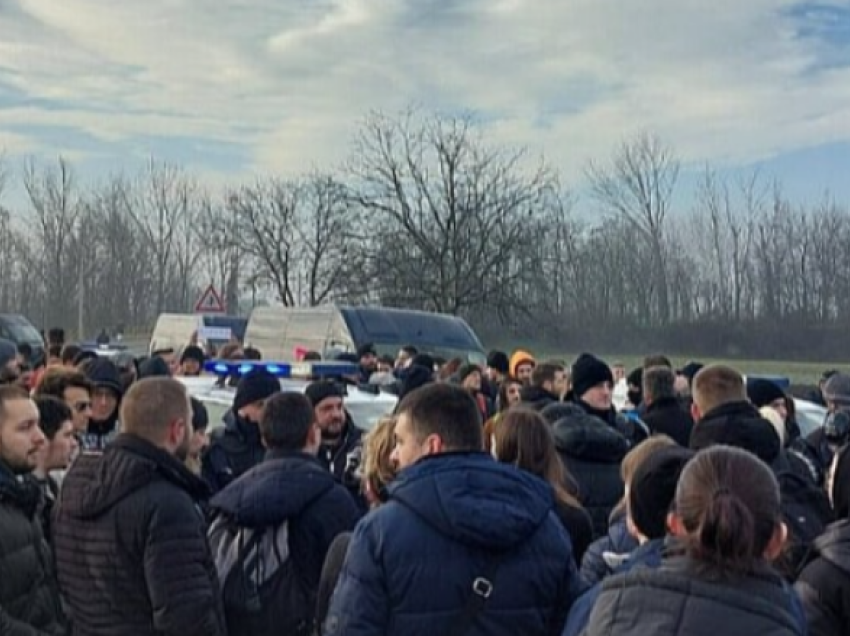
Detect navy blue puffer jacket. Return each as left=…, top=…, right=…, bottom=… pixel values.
left=324, top=452, right=584, bottom=636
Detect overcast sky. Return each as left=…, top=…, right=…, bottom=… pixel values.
left=2, top=0, right=850, bottom=205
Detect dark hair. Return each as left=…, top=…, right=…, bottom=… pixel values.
left=17, top=342, right=32, bottom=359
left=243, top=347, right=262, bottom=361
left=34, top=395, right=73, bottom=440
left=260, top=392, right=315, bottom=451
left=48, top=327, right=66, bottom=346
left=531, top=362, right=564, bottom=388
left=493, top=408, right=581, bottom=508
left=498, top=379, right=522, bottom=413
left=303, top=351, right=322, bottom=362
left=396, top=383, right=482, bottom=451
left=643, top=354, right=672, bottom=370
left=643, top=366, right=676, bottom=403
left=47, top=344, right=62, bottom=359
left=400, top=345, right=418, bottom=358
left=60, top=344, right=82, bottom=366
left=675, top=445, right=781, bottom=576
left=33, top=368, right=93, bottom=400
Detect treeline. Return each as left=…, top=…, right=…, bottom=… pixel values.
left=1, top=109, right=849, bottom=360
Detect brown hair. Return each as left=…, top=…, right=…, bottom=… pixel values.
left=361, top=416, right=398, bottom=501
left=692, top=365, right=746, bottom=415
left=120, top=377, right=190, bottom=442
left=33, top=368, right=93, bottom=400
left=643, top=354, right=672, bottom=369
left=531, top=362, right=564, bottom=388
left=675, top=445, right=781, bottom=575
left=396, top=383, right=483, bottom=451
left=492, top=408, right=582, bottom=509
left=609, top=434, right=678, bottom=518
left=643, top=366, right=676, bottom=404
left=498, top=379, right=522, bottom=413
left=0, top=385, right=30, bottom=423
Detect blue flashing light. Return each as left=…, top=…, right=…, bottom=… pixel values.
left=203, top=359, right=359, bottom=379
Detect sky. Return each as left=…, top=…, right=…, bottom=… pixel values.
left=1, top=0, right=850, bottom=209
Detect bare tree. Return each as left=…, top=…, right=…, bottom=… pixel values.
left=350, top=109, right=555, bottom=318
left=587, top=133, right=679, bottom=324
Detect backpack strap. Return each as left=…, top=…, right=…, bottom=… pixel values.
left=447, top=550, right=510, bottom=636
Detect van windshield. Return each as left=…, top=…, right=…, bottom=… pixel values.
left=3, top=317, right=42, bottom=344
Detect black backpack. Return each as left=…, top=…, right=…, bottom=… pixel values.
left=209, top=514, right=313, bottom=636
left=774, top=468, right=834, bottom=578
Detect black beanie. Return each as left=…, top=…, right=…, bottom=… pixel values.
left=629, top=446, right=694, bottom=539
left=190, top=397, right=209, bottom=432
left=305, top=381, right=345, bottom=407
left=233, top=369, right=280, bottom=412
left=571, top=353, right=614, bottom=399
left=747, top=379, right=786, bottom=408
left=487, top=351, right=510, bottom=375
left=831, top=444, right=850, bottom=519
left=180, top=345, right=205, bottom=365
left=458, top=364, right=481, bottom=384
left=410, top=354, right=435, bottom=371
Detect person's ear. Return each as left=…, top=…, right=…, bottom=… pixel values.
left=690, top=402, right=701, bottom=423
left=764, top=522, right=788, bottom=561
left=667, top=512, right=686, bottom=537
left=425, top=434, right=443, bottom=455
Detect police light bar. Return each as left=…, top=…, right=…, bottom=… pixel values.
left=203, top=360, right=359, bottom=379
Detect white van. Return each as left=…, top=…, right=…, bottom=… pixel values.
left=149, top=313, right=248, bottom=355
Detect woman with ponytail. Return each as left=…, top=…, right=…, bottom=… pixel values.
left=582, top=445, right=806, bottom=636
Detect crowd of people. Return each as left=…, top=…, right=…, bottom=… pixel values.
left=1, top=331, right=850, bottom=635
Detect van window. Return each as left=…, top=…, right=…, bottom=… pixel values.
left=0, top=317, right=42, bottom=344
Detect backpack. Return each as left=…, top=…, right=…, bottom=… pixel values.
left=209, top=513, right=313, bottom=636
left=774, top=468, right=834, bottom=578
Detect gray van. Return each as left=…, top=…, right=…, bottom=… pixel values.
left=245, top=305, right=486, bottom=364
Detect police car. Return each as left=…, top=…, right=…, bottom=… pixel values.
left=178, top=359, right=399, bottom=432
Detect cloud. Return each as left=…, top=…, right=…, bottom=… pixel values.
left=1, top=0, right=850, bottom=189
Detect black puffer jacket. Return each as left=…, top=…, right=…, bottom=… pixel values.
left=584, top=557, right=806, bottom=636
left=519, top=385, right=560, bottom=411
left=551, top=410, right=629, bottom=538
left=202, top=409, right=265, bottom=494
left=572, top=397, right=648, bottom=446
left=642, top=396, right=693, bottom=447
left=796, top=519, right=850, bottom=635
left=53, top=435, right=226, bottom=636
left=0, top=462, right=66, bottom=635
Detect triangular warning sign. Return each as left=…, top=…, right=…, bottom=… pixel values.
left=194, top=285, right=226, bottom=313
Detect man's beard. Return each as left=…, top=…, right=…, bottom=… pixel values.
left=321, top=420, right=345, bottom=444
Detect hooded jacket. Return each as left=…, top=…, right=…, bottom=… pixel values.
left=53, top=434, right=226, bottom=636
left=324, top=452, right=584, bottom=636
left=551, top=410, right=629, bottom=538
left=796, top=520, right=850, bottom=636
left=583, top=556, right=805, bottom=636
left=209, top=451, right=360, bottom=597
left=0, top=461, right=66, bottom=635
left=80, top=357, right=124, bottom=452
left=202, top=409, right=265, bottom=494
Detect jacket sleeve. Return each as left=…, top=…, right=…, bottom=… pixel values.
left=322, top=518, right=388, bottom=636
left=144, top=494, right=225, bottom=636
left=795, top=560, right=845, bottom=636
left=579, top=536, right=611, bottom=586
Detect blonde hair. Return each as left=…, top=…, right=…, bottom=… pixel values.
left=361, top=416, right=398, bottom=501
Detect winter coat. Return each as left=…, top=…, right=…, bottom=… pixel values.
left=323, top=452, right=584, bottom=636
left=210, top=451, right=360, bottom=598
left=570, top=397, right=649, bottom=446
left=551, top=412, right=629, bottom=538
left=554, top=502, right=594, bottom=565
left=202, top=409, right=265, bottom=494
left=520, top=385, right=560, bottom=411
left=582, top=556, right=806, bottom=636
left=642, top=396, right=693, bottom=446
left=564, top=538, right=665, bottom=636
left=53, top=434, right=226, bottom=636
left=579, top=513, right=638, bottom=585
left=0, top=461, right=66, bottom=635
left=796, top=519, right=850, bottom=636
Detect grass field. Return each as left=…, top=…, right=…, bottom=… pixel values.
left=539, top=352, right=836, bottom=386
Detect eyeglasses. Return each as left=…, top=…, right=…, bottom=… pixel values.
left=73, top=401, right=92, bottom=413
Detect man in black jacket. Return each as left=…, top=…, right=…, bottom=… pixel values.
left=642, top=366, right=693, bottom=447
left=53, top=377, right=226, bottom=636
left=306, top=381, right=362, bottom=489
left=209, top=391, right=360, bottom=635
left=0, top=385, right=67, bottom=635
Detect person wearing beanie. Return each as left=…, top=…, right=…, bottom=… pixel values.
left=509, top=350, right=536, bottom=385
left=179, top=345, right=205, bottom=377
left=486, top=350, right=510, bottom=388
left=747, top=379, right=789, bottom=422
left=457, top=364, right=494, bottom=419
left=797, top=444, right=850, bottom=635
left=185, top=397, right=210, bottom=476
left=201, top=368, right=280, bottom=493
left=79, top=357, right=125, bottom=452
left=570, top=353, right=648, bottom=445
left=138, top=356, right=171, bottom=379
left=305, top=380, right=365, bottom=508
left=563, top=445, right=694, bottom=636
